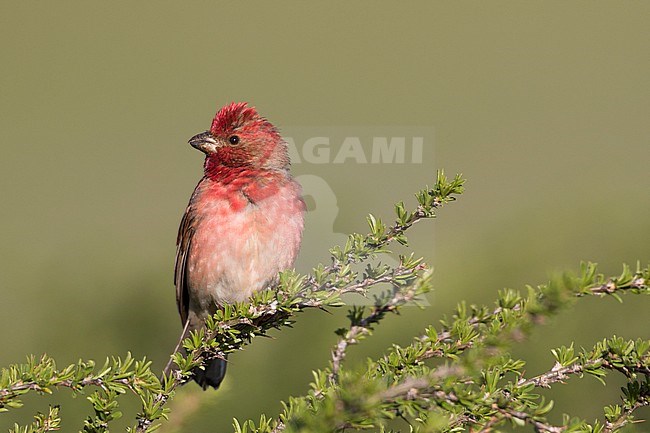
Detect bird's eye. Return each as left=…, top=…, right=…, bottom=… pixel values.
left=228, top=135, right=240, bottom=145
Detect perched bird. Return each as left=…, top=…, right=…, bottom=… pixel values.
left=168, top=102, right=305, bottom=389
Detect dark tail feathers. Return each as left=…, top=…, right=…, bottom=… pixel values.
left=193, top=356, right=228, bottom=390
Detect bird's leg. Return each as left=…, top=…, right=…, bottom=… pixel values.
left=162, top=318, right=192, bottom=378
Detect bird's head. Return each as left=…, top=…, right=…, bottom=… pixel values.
left=189, top=102, right=289, bottom=172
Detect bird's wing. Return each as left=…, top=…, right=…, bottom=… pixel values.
left=174, top=196, right=197, bottom=326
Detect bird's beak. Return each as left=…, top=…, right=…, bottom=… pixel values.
left=189, top=131, right=219, bottom=154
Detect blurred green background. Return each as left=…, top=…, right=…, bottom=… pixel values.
left=1, top=2, right=648, bottom=432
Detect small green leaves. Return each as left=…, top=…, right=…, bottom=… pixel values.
left=9, top=405, right=61, bottom=433
left=366, top=214, right=385, bottom=240
left=273, top=261, right=650, bottom=433
left=567, top=261, right=649, bottom=299
left=329, top=171, right=466, bottom=266
left=394, top=201, right=408, bottom=225
left=551, top=344, right=579, bottom=367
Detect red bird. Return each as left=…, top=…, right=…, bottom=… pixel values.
left=170, top=102, right=305, bottom=389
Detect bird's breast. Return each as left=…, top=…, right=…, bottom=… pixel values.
left=186, top=177, right=304, bottom=314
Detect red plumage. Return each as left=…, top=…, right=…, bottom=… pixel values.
left=210, top=102, right=262, bottom=135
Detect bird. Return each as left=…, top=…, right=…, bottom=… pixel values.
left=166, top=102, right=305, bottom=389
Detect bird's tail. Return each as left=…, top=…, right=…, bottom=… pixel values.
left=193, top=356, right=228, bottom=390
left=162, top=319, right=228, bottom=390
